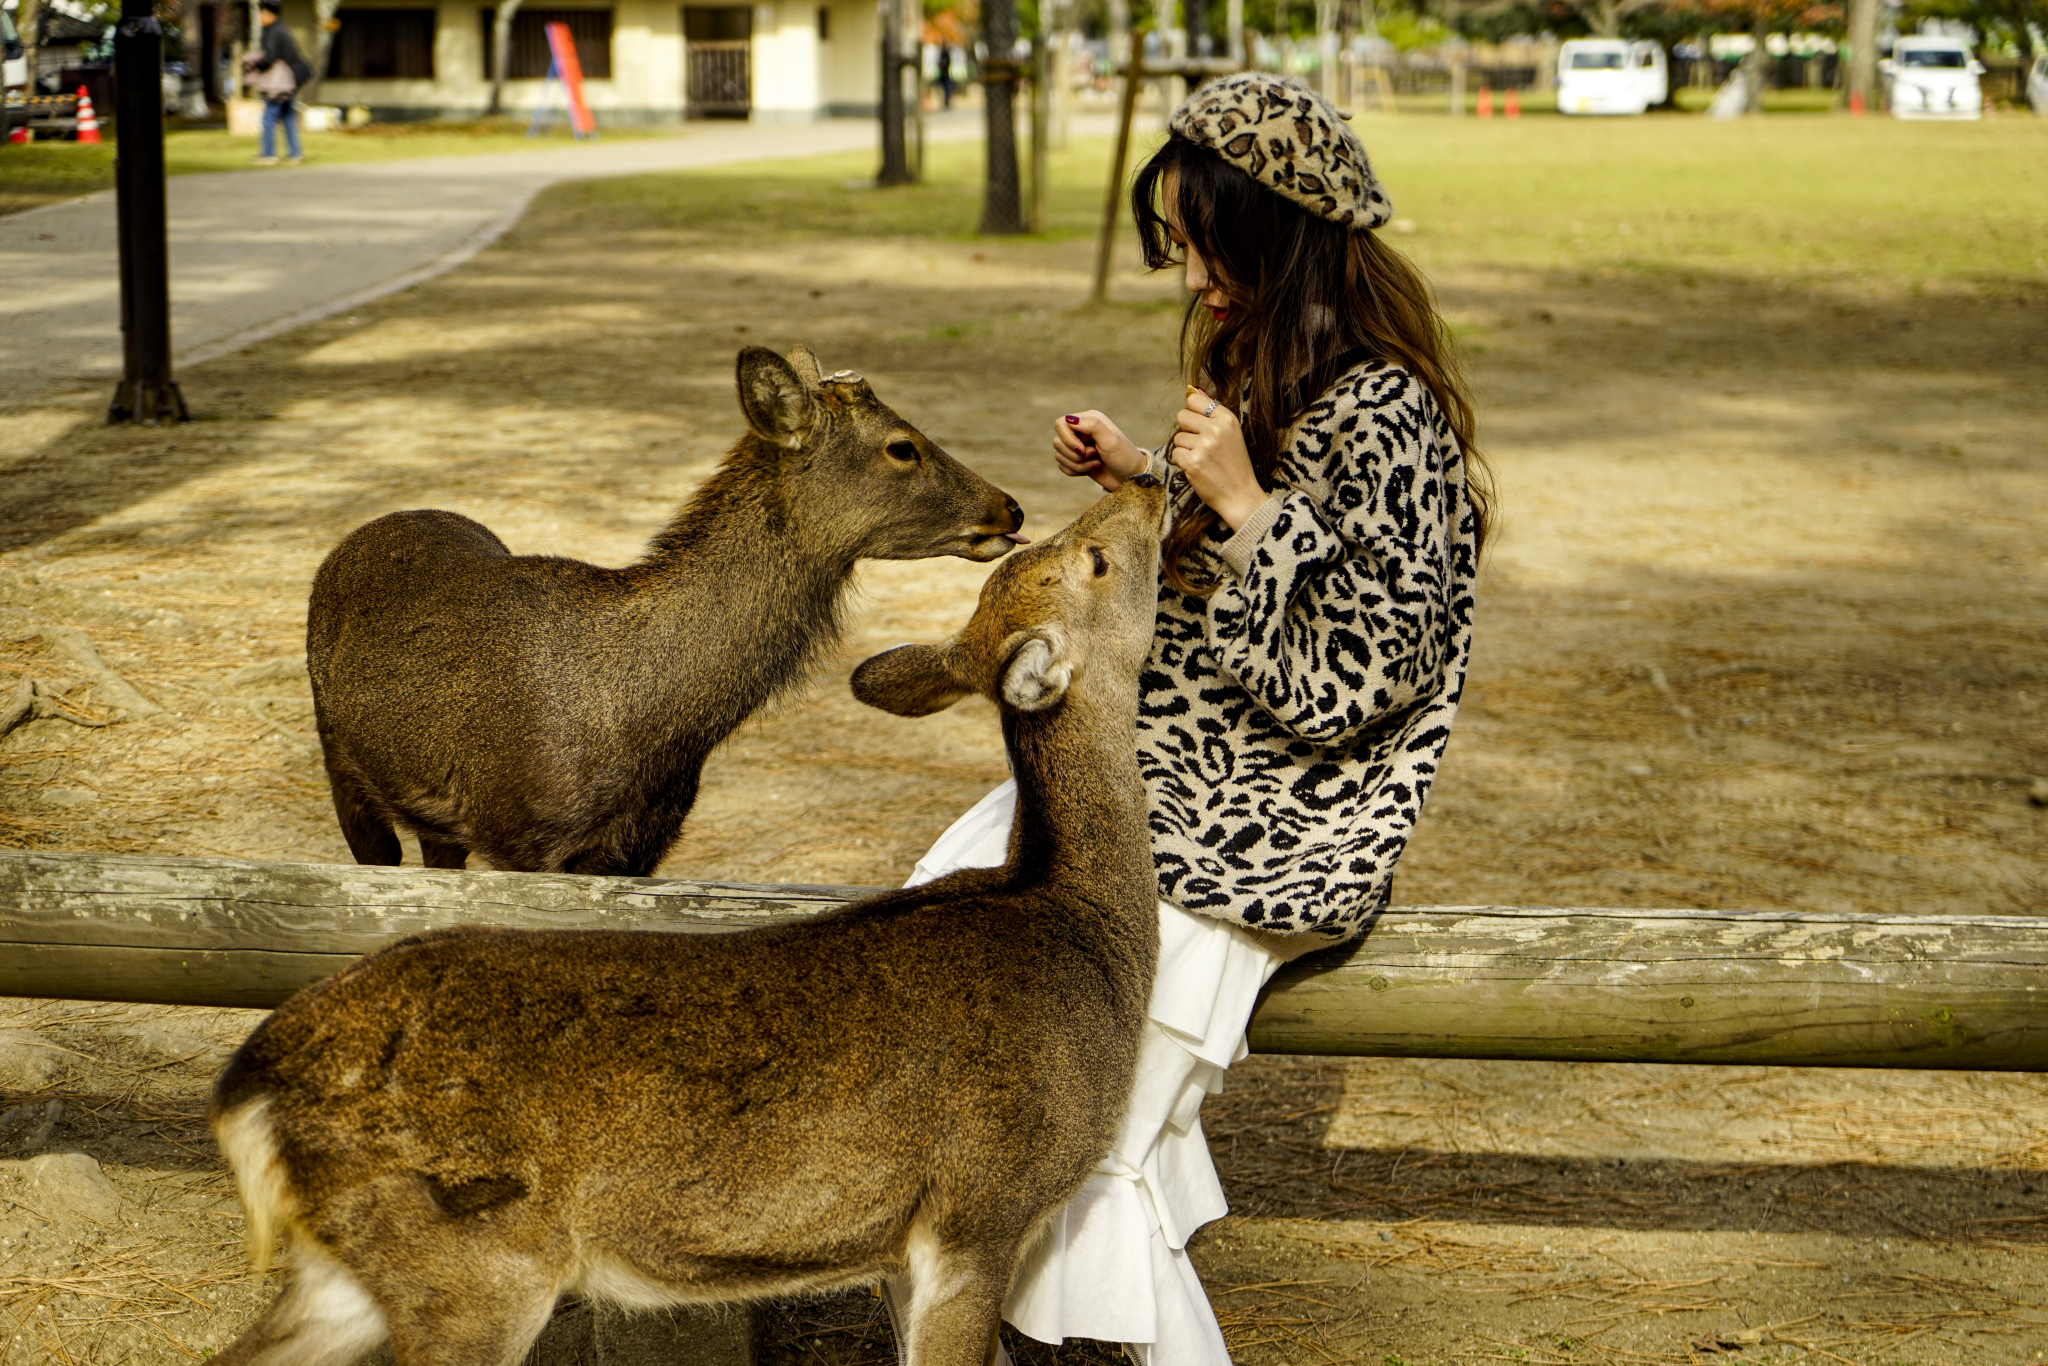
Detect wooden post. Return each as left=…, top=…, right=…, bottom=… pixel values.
left=5, top=852, right=2048, bottom=1071
left=1090, top=44, right=1144, bottom=305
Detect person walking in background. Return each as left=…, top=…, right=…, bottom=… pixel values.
left=244, top=0, right=312, bottom=166
left=936, top=45, right=955, bottom=109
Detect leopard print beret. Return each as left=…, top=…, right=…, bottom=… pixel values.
left=1169, top=73, right=1393, bottom=231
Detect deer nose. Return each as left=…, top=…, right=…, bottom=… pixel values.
left=1004, top=498, right=1025, bottom=531
left=1129, top=473, right=1160, bottom=489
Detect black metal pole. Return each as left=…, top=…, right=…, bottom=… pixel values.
left=108, top=0, right=187, bottom=424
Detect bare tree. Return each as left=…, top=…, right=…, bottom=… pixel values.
left=487, top=0, right=526, bottom=117
left=878, top=0, right=913, bottom=186
left=1564, top=0, right=1667, bottom=35
left=979, top=0, right=1026, bottom=234
left=16, top=0, right=40, bottom=96
left=301, top=0, right=343, bottom=105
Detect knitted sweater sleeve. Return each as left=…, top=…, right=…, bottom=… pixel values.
left=1201, top=368, right=1457, bottom=745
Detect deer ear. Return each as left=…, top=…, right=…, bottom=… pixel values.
left=785, top=344, right=824, bottom=388
left=736, top=346, right=818, bottom=449
left=852, top=643, right=973, bottom=717
left=1000, top=631, right=1072, bottom=713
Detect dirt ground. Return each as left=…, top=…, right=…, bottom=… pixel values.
left=2, top=131, right=2047, bottom=1364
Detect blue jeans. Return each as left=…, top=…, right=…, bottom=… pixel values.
left=260, top=99, right=301, bottom=159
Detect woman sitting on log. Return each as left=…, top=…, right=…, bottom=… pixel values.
left=903, top=73, right=1493, bottom=1365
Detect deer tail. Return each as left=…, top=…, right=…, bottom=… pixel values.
left=213, top=1097, right=297, bottom=1275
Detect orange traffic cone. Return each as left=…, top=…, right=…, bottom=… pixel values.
left=75, top=86, right=102, bottom=144
left=1477, top=86, right=1494, bottom=118
left=1848, top=89, right=1865, bottom=116
left=1504, top=87, right=1521, bottom=119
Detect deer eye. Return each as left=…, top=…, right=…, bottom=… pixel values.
left=1089, top=546, right=1110, bottom=577
left=886, top=440, right=919, bottom=464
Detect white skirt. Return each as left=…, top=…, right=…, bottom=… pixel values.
left=905, top=781, right=1281, bottom=1365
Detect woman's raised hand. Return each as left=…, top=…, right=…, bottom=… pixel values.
left=1053, top=411, right=1147, bottom=492
left=1173, top=389, right=1266, bottom=531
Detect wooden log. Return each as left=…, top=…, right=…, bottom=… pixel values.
left=1252, top=905, right=2048, bottom=1070
left=2, top=851, right=2044, bottom=1070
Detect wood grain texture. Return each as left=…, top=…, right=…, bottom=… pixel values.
left=1252, top=906, right=2048, bottom=1069
left=3, top=852, right=2043, bottom=1068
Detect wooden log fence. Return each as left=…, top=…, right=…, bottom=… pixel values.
left=4, top=850, right=2045, bottom=1071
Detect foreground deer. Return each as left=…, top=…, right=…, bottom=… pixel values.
left=212, top=476, right=1170, bottom=1366
left=307, top=345, right=1025, bottom=876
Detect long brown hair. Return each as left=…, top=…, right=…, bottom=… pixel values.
left=1132, top=133, right=1493, bottom=596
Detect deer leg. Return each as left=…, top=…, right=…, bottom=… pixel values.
left=419, top=837, right=469, bottom=870
left=897, top=1236, right=1016, bottom=1366
left=211, top=1245, right=390, bottom=1366
left=327, top=767, right=401, bottom=867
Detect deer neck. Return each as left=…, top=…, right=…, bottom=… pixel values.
left=1001, top=676, right=1154, bottom=903
left=627, top=455, right=854, bottom=743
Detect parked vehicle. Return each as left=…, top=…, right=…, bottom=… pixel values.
left=1880, top=36, right=1984, bottom=120
left=2029, top=53, right=2047, bottom=115
left=1557, top=39, right=1668, bottom=116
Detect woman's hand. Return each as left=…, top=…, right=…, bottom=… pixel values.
left=1173, top=389, right=1266, bottom=530
left=1052, top=411, right=1147, bottom=492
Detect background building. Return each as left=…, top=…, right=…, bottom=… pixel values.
left=229, top=0, right=881, bottom=121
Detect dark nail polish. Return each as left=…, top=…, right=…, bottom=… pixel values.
left=1064, top=415, right=1080, bottom=424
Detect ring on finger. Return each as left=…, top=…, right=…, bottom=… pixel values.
left=1203, top=398, right=1217, bottom=417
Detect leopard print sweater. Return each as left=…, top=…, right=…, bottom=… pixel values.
left=1137, top=358, right=1479, bottom=945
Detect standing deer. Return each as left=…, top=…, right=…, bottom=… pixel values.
left=306, top=345, right=1026, bottom=876
left=211, top=476, right=1171, bottom=1366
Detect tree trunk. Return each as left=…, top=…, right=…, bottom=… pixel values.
left=877, top=0, right=912, bottom=185
left=978, top=0, right=1025, bottom=235
left=1587, top=0, right=1620, bottom=39
left=487, top=0, right=525, bottom=117
left=17, top=0, right=40, bottom=96
left=1315, top=0, right=1337, bottom=103
left=1743, top=11, right=1770, bottom=114
left=301, top=0, right=342, bottom=106
left=1845, top=0, right=1878, bottom=108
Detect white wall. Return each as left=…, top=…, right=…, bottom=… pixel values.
left=304, top=0, right=867, bottom=119
left=313, top=0, right=689, bottom=120
left=818, top=0, right=876, bottom=114
left=748, top=1, right=816, bottom=119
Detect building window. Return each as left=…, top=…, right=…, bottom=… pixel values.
left=481, top=8, right=614, bottom=80
left=326, top=8, right=436, bottom=79
left=816, top=5, right=828, bottom=39
left=683, top=6, right=751, bottom=41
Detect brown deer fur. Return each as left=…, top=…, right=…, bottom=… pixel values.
left=307, top=345, right=1025, bottom=876
left=210, top=477, right=1170, bottom=1366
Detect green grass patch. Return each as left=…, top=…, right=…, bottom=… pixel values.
left=0, top=119, right=681, bottom=216
left=553, top=115, right=2047, bottom=292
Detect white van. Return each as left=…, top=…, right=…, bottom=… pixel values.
left=1556, top=39, right=1669, bottom=115
left=1880, top=36, right=1984, bottom=120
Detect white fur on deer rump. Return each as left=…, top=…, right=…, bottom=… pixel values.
left=906, top=780, right=1280, bottom=1365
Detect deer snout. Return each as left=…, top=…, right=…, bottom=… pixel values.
left=1001, top=497, right=1029, bottom=544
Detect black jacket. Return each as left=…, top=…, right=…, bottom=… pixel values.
left=256, top=21, right=313, bottom=88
